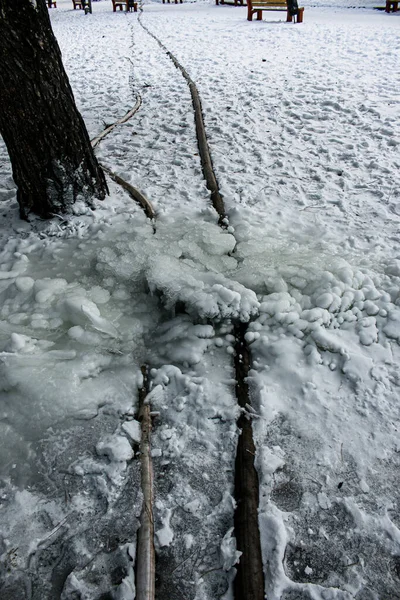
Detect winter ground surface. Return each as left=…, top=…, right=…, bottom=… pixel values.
left=0, top=0, right=400, bottom=598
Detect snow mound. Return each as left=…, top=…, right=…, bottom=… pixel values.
left=96, top=216, right=259, bottom=322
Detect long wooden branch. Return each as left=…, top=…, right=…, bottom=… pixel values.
left=90, top=95, right=155, bottom=220
left=100, top=164, right=155, bottom=221
left=136, top=366, right=156, bottom=600
left=137, top=16, right=227, bottom=225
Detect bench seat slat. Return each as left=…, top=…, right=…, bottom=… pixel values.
left=251, top=5, right=287, bottom=9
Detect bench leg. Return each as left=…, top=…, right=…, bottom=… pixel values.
left=256, top=9, right=262, bottom=19
left=385, top=0, right=398, bottom=11
left=286, top=9, right=292, bottom=21
left=297, top=7, right=304, bottom=22
left=247, top=6, right=253, bottom=19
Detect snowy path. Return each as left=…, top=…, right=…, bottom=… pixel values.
left=1, top=1, right=400, bottom=599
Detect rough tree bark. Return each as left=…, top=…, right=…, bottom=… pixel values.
left=0, top=0, right=108, bottom=218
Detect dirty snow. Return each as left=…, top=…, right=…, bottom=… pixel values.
left=0, top=0, right=399, bottom=598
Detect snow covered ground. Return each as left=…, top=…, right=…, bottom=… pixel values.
left=0, top=0, right=400, bottom=598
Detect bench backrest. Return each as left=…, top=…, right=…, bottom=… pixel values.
left=249, top=0, right=287, bottom=7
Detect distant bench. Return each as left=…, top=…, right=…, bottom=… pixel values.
left=72, top=0, right=137, bottom=9
left=247, top=0, right=304, bottom=22
left=72, top=0, right=137, bottom=10
left=112, top=0, right=138, bottom=10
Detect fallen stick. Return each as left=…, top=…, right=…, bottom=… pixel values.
left=91, top=95, right=142, bottom=149
left=90, top=95, right=155, bottom=221
left=136, top=366, right=156, bottom=600
left=100, top=164, right=155, bottom=221
left=233, top=323, right=265, bottom=600
left=137, top=16, right=227, bottom=225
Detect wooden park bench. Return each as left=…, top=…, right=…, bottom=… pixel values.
left=247, top=0, right=304, bottom=22
left=162, top=0, right=183, bottom=4
left=385, top=0, right=398, bottom=11
left=72, top=0, right=83, bottom=8
left=46, top=0, right=57, bottom=7
left=112, top=0, right=138, bottom=10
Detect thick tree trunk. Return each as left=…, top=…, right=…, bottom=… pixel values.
left=0, top=0, right=108, bottom=218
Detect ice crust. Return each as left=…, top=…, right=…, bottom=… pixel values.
left=2, top=205, right=400, bottom=598
left=96, top=216, right=259, bottom=322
